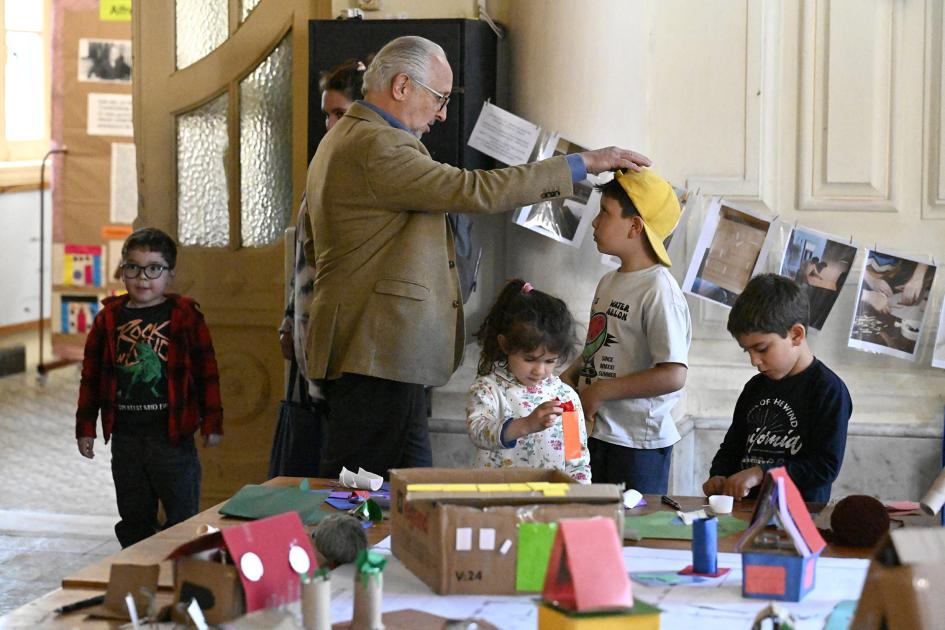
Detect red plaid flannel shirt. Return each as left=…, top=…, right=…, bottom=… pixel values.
left=75, top=293, right=223, bottom=444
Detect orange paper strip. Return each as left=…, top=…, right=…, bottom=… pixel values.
left=561, top=411, right=581, bottom=461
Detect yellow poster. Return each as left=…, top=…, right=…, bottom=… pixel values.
left=100, top=0, right=132, bottom=22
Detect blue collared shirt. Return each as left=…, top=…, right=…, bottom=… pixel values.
left=356, top=100, right=587, bottom=182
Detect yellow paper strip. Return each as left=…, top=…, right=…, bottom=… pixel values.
left=477, top=484, right=512, bottom=492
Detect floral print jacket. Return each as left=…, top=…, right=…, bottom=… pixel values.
left=466, top=365, right=591, bottom=482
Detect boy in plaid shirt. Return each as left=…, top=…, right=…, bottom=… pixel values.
left=76, top=227, right=223, bottom=547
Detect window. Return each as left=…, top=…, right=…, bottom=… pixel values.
left=0, top=0, right=50, bottom=187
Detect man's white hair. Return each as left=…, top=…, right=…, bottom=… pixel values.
left=362, top=35, right=447, bottom=94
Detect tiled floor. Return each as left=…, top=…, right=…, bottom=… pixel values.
left=0, top=329, right=122, bottom=616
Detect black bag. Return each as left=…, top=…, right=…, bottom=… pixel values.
left=267, top=361, right=325, bottom=478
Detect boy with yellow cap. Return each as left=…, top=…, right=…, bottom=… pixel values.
left=563, top=169, right=691, bottom=493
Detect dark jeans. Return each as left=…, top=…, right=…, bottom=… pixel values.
left=110, top=431, right=201, bottom=548
left=319, top=373, right=432, bottom=479
left=588, top=437, right=673, bottom=494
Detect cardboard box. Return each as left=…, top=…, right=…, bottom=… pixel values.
left=851, top=528, right=945, bottom=629
left=171, top=556, right=244, bottom=625
left=389, top=468, right=624, bottom=595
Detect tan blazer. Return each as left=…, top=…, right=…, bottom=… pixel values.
left=305, top=101, right=574, bottom=387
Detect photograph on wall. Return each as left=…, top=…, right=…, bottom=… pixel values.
left=848, top=249, right=937, bottom=361
left=682, top=198, right=774, bottom=308
left=78, top=38, right=131, bottom=83
left=601, top=185, right=691, bottom=268
left=932, top=297, right=945, bottom=369
left=512, top=135, right=599, bottom=248
left=778, top=227, right=858, bottom=330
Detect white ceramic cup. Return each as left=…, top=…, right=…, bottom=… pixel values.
left=709, top=494, right=734, bottom=514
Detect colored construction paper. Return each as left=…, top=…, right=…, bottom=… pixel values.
left=823, top=600, right=857, bottom=630
left=515, top=522, right=558, bottom=592
left=561, top=411, right=582, bottom=461
left=542, top=518, right=633, bottom=611
left=219, top=485, right=331, bottom=524
left=625, top=511, right=748, bottom=540
left=222, top=512, right=317, bottom=613
left=678, top=565, right=731, bottom=578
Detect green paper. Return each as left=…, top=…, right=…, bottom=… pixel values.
left=542, top=598, right=661, bottom=618
left=631, top=572, right=687, bottom=585
left=823, top=600, right=857, bottom=630
left=299, top=478, right=310, bottom=492
left=625, top=511, right=748, bottom=540
left=353, top=498, right=383, bottom=522
left=515, top=522, right=558, bottom=592
left=219, top=484, right=331, bottom=524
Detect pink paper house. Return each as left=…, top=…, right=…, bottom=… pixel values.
left=736, top=467, right=826, bottom=602
left=542, top=517, right=633, bottom=611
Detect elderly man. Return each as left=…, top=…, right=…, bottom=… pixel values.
left=306, top=35, right=650, bottom=477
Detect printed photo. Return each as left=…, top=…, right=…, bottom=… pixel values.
left=849, top=250, right=937, bottom=361
left=932, top=298, right=945, bottom=369
left=78, top=38, right=132, bottom=84
left=683, top=199, right=773, bottom=308
left=513, top=136, right=598, bottom=248
left=779, top=228, right=858, bottom=330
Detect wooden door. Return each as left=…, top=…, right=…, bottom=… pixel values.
left=132, top=0, right=330, bottom=507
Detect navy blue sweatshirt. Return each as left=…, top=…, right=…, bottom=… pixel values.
left=709, top=358, right=852, bottom=503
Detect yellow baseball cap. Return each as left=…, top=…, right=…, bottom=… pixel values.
left=613, top=169, right=681, bottom=267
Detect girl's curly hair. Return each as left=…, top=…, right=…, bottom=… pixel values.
left=474, top=279, right=579, bottom=376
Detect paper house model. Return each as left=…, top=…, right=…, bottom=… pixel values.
left=166, top=511, right=318, bottom=623
left=851, top=528, right=945, bottom=629
left=735, top=467, right=826, bottom=602
left=538, top=517, right=660, bottom=630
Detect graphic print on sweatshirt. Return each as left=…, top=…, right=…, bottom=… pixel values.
left=741, top=397, right=804, bottom=470
left=115, top=307, right=170, bottom=412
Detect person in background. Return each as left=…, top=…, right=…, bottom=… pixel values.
left=467, top=279, right=590, bottom=482
left=76, top=227, right=223, bottom=547
left=271, top=59, right=368, bottom=479
left=278, top=58, right=368, bottom=374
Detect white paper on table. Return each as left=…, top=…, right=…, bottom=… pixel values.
left=339, top=466, right=383, bottom=491
left=324, top=540, right=869, bottom=630
left=676, top=509, right=709, bottom=525
left=623, top=488, right=643, bottom=509
left=466, top=101, right=541, bottom=166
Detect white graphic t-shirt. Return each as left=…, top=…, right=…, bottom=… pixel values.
left=578, top=265, right=691, bottom=449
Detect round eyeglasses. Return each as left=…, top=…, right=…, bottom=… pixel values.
left=121, top=263, right=170, bottom=279
left=410, top=76, right=451, bottom=112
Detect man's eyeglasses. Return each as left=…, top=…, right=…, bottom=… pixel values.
left=410, top=76, right=451, bottom=111
left=121, top=263, right=170, bottom=279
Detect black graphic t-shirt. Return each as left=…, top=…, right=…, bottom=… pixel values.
left=114, top=300, right=172, bottom=432
left=709, top=358, right=852, bottom=502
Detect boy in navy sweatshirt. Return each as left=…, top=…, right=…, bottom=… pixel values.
left=703, top=274, right=851, bottom=503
